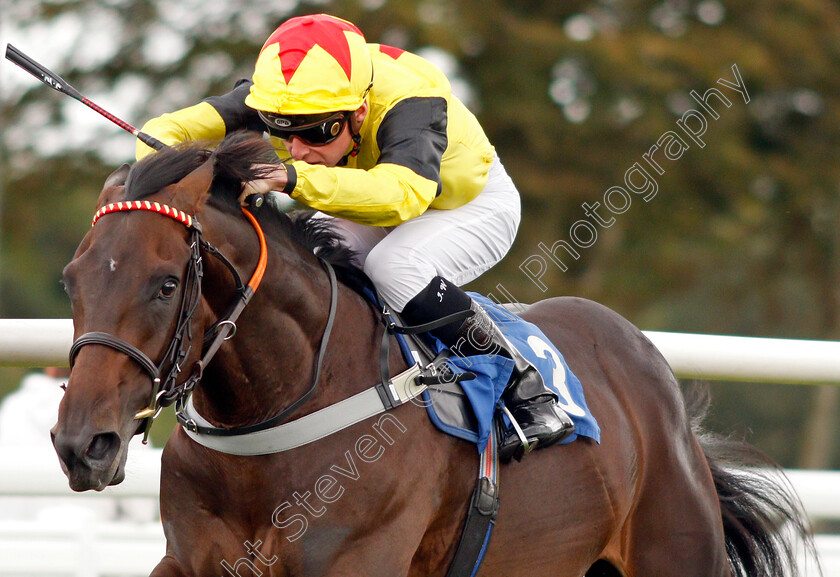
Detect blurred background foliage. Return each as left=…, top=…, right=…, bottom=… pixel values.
left=1, top=0, right=838, bottom=466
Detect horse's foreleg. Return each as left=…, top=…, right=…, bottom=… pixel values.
left=149, top=555, right=188, bottom=577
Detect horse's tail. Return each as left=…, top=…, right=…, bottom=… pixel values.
left=686, top=386, right=820, bottom=577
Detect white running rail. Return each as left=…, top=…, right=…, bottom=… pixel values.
left=3, top=319, right=840, bottom=386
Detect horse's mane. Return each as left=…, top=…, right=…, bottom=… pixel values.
left=124, top=132, right=374, bottom=296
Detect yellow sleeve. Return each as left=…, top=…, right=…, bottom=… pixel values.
left=289, top=162, right=439, bottom=226
left=135, top=102, right=227, bottom=160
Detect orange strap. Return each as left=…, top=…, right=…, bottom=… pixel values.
left=241, top=208, right=268, bottom=292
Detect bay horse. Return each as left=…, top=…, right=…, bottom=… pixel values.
left=52, top=132, right=812, bottom=576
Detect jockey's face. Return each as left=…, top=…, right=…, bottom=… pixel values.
left=282, top=123, right=352, bottom=166
left=282, top=102, right=367, bottom=167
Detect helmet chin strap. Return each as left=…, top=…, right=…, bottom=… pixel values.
left=341, top=98, right=368, bottom=164
left=349, top=131, right=362, bottom=157
left=340, top=122, right=362, bottom=166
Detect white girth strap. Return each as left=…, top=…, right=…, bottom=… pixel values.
left=179, top=364, right=425, bottom=455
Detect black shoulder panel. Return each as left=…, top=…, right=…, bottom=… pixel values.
left=204, top=79, right=265, bottom=134
left=376, top=97, right=448, bottom=196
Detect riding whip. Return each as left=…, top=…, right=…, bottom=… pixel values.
left=5, top=43, right=167, bottom=151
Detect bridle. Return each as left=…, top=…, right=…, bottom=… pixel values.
left=68, top=199, right=269, bottom=442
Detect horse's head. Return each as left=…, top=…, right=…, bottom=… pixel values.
left=52, top=134, right=275, bottom=491
left=51, top=147, right=215, bottom=490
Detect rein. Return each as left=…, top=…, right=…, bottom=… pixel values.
left=69, top=199, right=268, bottom=442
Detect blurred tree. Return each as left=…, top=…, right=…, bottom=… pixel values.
left=1, top=0, right=838, bottom=464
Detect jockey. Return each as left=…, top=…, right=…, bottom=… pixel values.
left=136, top=13, right=573, bottom=457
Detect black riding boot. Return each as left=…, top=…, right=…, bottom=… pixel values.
left=402, top=277, right=574, bottom=460
left=452, top=300, right=575, bottom=460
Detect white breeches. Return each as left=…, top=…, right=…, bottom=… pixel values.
left=320, top=156, right=520, bottom=311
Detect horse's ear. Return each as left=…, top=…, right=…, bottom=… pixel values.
left=171, top=156, right=215, bottom=213
left=105, top=163, right=131, bottom=188
left=96, top=163, right=131, bottom=209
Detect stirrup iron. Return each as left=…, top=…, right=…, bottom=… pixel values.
left=501, top=405, right=535, bottom=455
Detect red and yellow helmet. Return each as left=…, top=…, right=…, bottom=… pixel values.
left=245, top=14, right=373, bottom=115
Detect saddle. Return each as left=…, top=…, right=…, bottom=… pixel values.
left=378, top=292, right=600, bottom=454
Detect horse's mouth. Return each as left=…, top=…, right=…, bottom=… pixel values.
left=59, top=439, right=129, bottom=492
left=65, top=464, right=113, bottom=491
left=62, top=456, right=121, bottom=491
left=109, top=465, right=126, bottom=486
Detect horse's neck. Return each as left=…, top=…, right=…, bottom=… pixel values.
left=191, top=216, right=397, bottom=427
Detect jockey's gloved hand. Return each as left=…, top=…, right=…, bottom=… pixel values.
left=239, top=163, right=289, bottom=205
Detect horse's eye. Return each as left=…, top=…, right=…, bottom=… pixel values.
left=158, top=279, right=179, bottom=300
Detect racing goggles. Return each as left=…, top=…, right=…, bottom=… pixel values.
left=258, top=110, right=351, bottom=145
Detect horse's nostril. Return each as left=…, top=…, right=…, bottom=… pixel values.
left=86, top=432, right=119, bottom=462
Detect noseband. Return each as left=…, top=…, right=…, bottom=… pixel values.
left=68, top=199, right=268, bottom=442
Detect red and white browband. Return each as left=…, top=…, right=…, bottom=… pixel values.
left=92, top=201, right=194, bottom=228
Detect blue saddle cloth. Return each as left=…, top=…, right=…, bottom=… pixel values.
left=395, top=293, right=601, bottom=453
